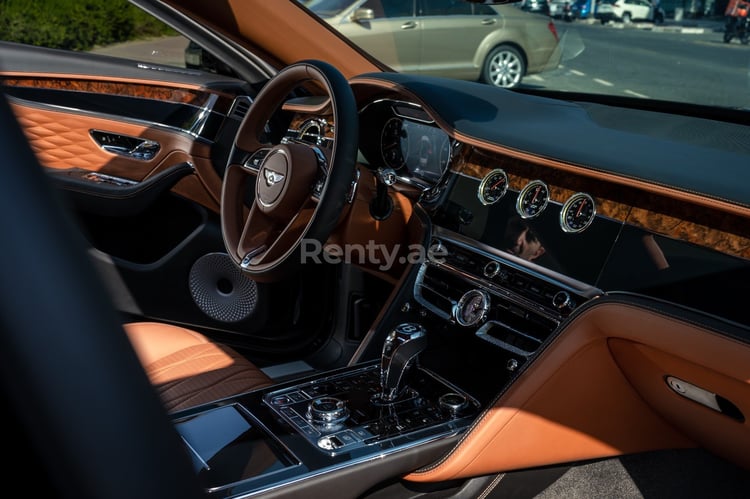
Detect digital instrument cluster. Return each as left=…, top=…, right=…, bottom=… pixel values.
left=359, top=100, right=453, bottom=188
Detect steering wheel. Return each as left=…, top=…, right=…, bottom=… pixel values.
left=221, top=60, right=359, bottom=282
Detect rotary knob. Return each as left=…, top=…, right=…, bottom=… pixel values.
left=552, top=291, right=574, bottom=313
left=439, top=392, right=468, bottom=418
left=306, top=397, right=349, bottom=426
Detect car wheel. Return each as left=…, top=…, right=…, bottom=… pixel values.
left=622, top=12, right=632, bottom=23
left=482, top=46, right=525, bottom=89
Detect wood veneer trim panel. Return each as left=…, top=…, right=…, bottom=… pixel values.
left=458, top=148, right=750, bottom=259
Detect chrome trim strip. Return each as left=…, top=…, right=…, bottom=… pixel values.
left=232, top=430, right=464, bottom=498
left=179, top=435, right=211, bottom=471
left=433, top=226, right=602, bottom=297
left=186, top=92, right=219, bottom=136
left=415, top=260, right=562, bottom=323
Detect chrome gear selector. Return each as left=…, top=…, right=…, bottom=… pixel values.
left=378, top=323, right=428, bottom=403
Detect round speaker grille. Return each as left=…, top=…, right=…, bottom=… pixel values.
left=189, top=252, right=258, bottom=322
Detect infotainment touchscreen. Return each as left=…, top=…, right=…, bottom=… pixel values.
left=432, top=174, right=623, bottom=285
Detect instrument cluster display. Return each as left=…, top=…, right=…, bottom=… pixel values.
left=380, top=116, right=451, bottom=183
left=358, top=99, right=452, bottom=188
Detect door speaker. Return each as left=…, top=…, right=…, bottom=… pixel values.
left=188, top=252, right=258, bottom=322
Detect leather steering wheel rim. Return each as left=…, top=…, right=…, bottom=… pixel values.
left=221, top=60, right=358, bottom=282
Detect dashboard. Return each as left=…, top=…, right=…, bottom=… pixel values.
left=346, top=74, right=750, bottom=334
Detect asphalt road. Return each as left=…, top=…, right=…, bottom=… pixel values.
left=523, top=19, right=750, bottom=110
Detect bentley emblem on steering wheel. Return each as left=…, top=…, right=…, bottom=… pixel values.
left=264, top=168, right=285, bottom=186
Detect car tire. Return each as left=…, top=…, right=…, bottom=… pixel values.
left=482, top=45, right=526, bottom=89
left=622, top=12, right=632, bottom=23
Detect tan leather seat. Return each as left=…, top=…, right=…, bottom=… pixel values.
left=123, top=322, right=272, bottom=412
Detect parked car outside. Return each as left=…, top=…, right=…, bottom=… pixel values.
left=305, top=0, right=560, bottom=89
left=550, top=0, right=594, bottom=18
left=517, top=0, right=551, bottom=14
left=595, top=0, right=655, bottom=22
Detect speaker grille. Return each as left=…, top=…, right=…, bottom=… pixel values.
left=189, top=252, right=258, bottom=322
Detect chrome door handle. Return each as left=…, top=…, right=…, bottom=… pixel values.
left=90, top=130, right=161, bottom=161
left=481, top=18, right=497, bottom=25
left=401, top=21, right=417, bottom=29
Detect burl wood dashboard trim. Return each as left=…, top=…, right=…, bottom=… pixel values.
left=457, top=148, right=750, bottom=260
left=406, top=300, right=750, bottom=482
left=0, top=74, right=236, bottom=110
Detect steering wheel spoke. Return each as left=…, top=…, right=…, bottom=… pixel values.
left=221, top=60, right=359, bottom=281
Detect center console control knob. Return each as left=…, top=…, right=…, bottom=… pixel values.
left=439, top=392, right=468, bottom=418
left=552, top=291, right=574, bottom=313
left=306, top=397, right=349, bottom=426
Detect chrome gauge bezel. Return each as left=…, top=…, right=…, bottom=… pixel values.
left=560, top=192, right=597, bottom=233
left=477, top=168, right=509, bottom=206
left=453, top=289, right=491, bottom=327
left=515, top=179, right=549, bottom=219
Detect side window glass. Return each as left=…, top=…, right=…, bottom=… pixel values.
left=0, top=3, right=182, bottom=66
left=362, top=0, right=413, bottom=18
left=421, top=0, right=473, bottom=16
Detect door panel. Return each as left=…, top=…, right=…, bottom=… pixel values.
left=0, top=43, right=309, bottom=355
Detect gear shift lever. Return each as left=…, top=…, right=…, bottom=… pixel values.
left=379, top=323, right=427, bottom=403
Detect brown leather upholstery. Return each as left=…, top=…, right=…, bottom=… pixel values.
left=123, top=322, right=272, bottom=412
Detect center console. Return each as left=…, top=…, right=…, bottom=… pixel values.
left=172, top=322, right=480, bottom=498
left=170, top=223, right=602, bottom=498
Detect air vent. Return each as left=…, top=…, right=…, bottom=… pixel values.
left=229, top=96, right=252, bottom=120
left=414, top=264, right=472, bottom=320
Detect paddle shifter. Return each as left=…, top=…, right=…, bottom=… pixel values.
left=379, top=323, right=428, bottom=403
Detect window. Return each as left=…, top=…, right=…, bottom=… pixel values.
left=362, top=0, right=414, bottom=18
left=421, top=0, right=473, bottom=16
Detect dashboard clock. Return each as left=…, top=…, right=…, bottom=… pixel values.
left=453, top=289, right=490, bottom=327
left=516, top=180, right=549, bottom=219
left=477, top=168, right=509, bottom=205
left=560, top=192, right=596, bottom=233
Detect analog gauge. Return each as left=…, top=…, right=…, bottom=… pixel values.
left=516, top=180, right=549, bottom=219
left=560, top=192, right=597, bottom=233
left=477, top=168, right=509, bottom=205
left=453, top=289, right=490, bottom=327
left=380, top=117, right=407, bottom=169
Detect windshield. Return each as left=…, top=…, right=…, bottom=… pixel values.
left=299, top=0, right=750, bottom=111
